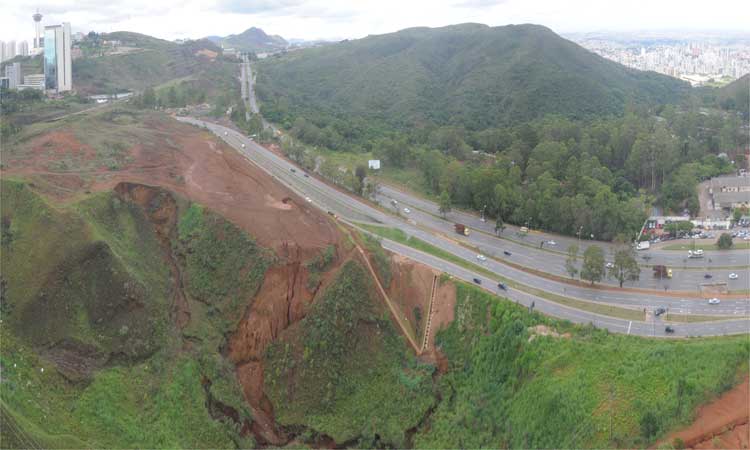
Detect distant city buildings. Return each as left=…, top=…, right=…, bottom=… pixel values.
left=5, top=62, right=22, bottom=89
left=44, top=23, right=72, bottom=93
left=572, top=37, right=750, bottom=86
left=19, top=73, right=46, bottom=91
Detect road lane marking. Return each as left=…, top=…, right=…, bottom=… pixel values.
left=627, top=321, right=632, bottom=334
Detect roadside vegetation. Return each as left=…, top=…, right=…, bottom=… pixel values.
left=415, top=282, right=749, bottom=448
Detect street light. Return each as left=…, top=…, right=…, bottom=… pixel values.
left=481, top=204, right=487, bottom=222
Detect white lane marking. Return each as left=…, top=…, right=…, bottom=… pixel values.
left=627, top=321, right=632, bottom=335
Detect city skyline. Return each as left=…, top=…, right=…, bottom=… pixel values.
left=1, top=0, right=750, bottom=43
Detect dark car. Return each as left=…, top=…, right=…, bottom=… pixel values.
left=655, top=307, right=666, bottom=316
left=473, top=278, right=482, bottom=285
left=665, top=325, right=675, bottom=334
left=503, top=250, right=512, bottom=256
left=497, top=282, right=507, bottom=291
left=704, top=273, right=712, bottom=279
left=290, top=168, right=296, bottom=173
left=303, top=173, right=310, bottom=178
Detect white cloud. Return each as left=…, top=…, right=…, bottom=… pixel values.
left=1, top=0, right=748, bottom=43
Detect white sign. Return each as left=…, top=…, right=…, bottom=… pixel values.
left=368, top=159, right=381, bottom=170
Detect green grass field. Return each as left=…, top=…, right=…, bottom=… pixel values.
left=661, top=241, right=750, bottom=251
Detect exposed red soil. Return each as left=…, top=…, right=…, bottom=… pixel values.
left=386, top=254, right=436, bottom=343
left=659, top=376, right=750, bottom=449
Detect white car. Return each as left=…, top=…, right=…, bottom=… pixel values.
left=305, top=196, right=312, bottom=203
left=729, top=273, right=739, bottom=280
left=241, top=143, right=245, bottom=148
left=547, top=240, right=556, bottom=246
left=708, top=298, right=721, bottom=305
left=605, top=262, right=614, bottom=269
left=403, top=208, right=411, bottom=214
left=476, top=254, right=487, bottom=262
left=224, top=131, right=228, bottom=136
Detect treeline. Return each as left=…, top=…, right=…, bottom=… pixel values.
left=278, top=106, right=741, bottom=240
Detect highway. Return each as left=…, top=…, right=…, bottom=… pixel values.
left=371, top=185, right=750, bottom=291
left=177, top=116, right=750, bottom=336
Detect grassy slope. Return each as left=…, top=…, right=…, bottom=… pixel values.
left=0, top=181, right=265, bottom=447
left=415, top=283, right=749, bottom=448
left=264, top=260, right=435, bottom=447
left=257, top=23, right=688, bottom=131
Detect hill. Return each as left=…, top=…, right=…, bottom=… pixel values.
left=72, top=33, right=234, bottom=95
left=718, top=73, right=750, bottom=119
left=207, top=27, right=287, bottom=53
left=256, top=23, right=689, bottom=131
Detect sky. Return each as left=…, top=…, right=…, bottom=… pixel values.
left=2, top=0, right=749, bottom=43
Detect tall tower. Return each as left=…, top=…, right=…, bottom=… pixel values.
left=33, top=9, right=43, bottom=51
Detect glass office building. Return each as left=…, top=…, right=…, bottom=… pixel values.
left=43, top=23, right=72, bottom=92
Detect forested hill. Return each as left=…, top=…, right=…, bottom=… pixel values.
left=718, top=73, right=750, bottom=119
left=256, top=23, right=689, bottom=131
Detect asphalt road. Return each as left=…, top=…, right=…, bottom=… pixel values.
left=373, top=185, right=750, bottom=291
left=176, top=117, right=750, bottom=334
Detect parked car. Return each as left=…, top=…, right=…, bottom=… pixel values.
left=476, top=254, right=487, bottom=262
left=503, top=250, right=512, bottom=256
left=665, top=326, right=675, bottom=334
left=655, top=307, right=666, bottom=316
left=729, top=273, right=739, bottom=280
left=497, top=282, right=507, bottom=291
left=473, top=278, right=482, bottom=285
left=708, top=298, right=721, bottom=305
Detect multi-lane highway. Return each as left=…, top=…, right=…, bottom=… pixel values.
left=371, top=185, right=750, bottom=291
left=177, top=116, right=750, bottom=336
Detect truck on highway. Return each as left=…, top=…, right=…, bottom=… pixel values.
left=636, top=241, right=650, bottom=250
left=454, top=223, right=470, bottom=236
left=653, top=265, right=672, bottom=278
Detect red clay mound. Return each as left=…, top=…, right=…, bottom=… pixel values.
left=660, top=376, right=749, bottom=449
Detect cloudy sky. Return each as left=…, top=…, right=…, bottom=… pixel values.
left=2, top=0, right=748, bottom=43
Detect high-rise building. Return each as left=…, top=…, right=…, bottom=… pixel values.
left=5, top=62, right=22, bottom=89
left=18, top=41, right=29, bottom=56
left=33, top=10, right=44, bottom=52
left=0, top=40, right=5, bottom=62
left=19, top=73, right=45, bottom=91
left=44, top=23, right=72, bottom=93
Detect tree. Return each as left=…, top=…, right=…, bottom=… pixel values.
left=494, top=216, right=506, bottom=235
left=609, top=247, right=640, bottom=288
left=581, top=245, right=605, bottom=285
left=438, top=190, right=452, bottom=218
left=717, top=233, right=733, bottom=249
left=354, top=165, right=367, bottom=196
left=141, top=86, right=156, bottom=109
left=565, top=244, right=579, bottom=279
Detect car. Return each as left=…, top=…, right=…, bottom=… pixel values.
left=497, top=282, right=507, bottom=291
left=503, top=250, right=512, bottom=256
left=305, top=196, right=312, bottom=203
left=729, top=273, right=739, bottom=280
left=665, top=326, right=675, bottom=334
left=224, top=131, right=228, bottom=136
left=403, top=208, right=411, bottom=214
left=606, top=262, right=614, bottom=269
left=708, top=298, right=721, bottom=305
left=667, top=269, right=673, bottom=279
left=290, top=168, right=296, bottom=173
left=476, top=254, right=487, bottom=262
left=655, top=307, right=666, bottom=316
left=472, top=278, right=482, bottom=285
left=744, top=236, right=750, bottom=241
left=303, top=173, right=310, bottom=178
left=704, top=273, right=713, bottom=279
left=547, top=240, right=556, bottom=246
left=241, top=143, right=245, bottom=148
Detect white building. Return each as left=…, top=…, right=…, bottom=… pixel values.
left=18, top=41, right=29, bottom=56
left=44, top=23, right=72, bottom=93
left=5, top=63, right=22, bottom=89
left=18, top=73, right=45, bottom=91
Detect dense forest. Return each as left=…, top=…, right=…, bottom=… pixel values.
left=256, top=24, right=748, bottom=241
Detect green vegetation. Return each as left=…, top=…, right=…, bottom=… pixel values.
left=716, top=73, right=749, bottom=119
left=305, top=244, right=338, bottom=288
left=265, top=261, right=435, bottom=447
left=258, top=23, right=687, bottom=133
left=609, top=245, right=640, bottom=288
left=662, top=241, right=750, bottom=251
left=0, top=181, right=267, bottom=447
left=581, top=245, right=606, bottom=285
left=717, top=232, right=734, bottom=249
left=359, top=232, right=394, bottom=287
left=210, top=27, right=288, bottom=53
left=415, top=282, right=749, bottom=448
